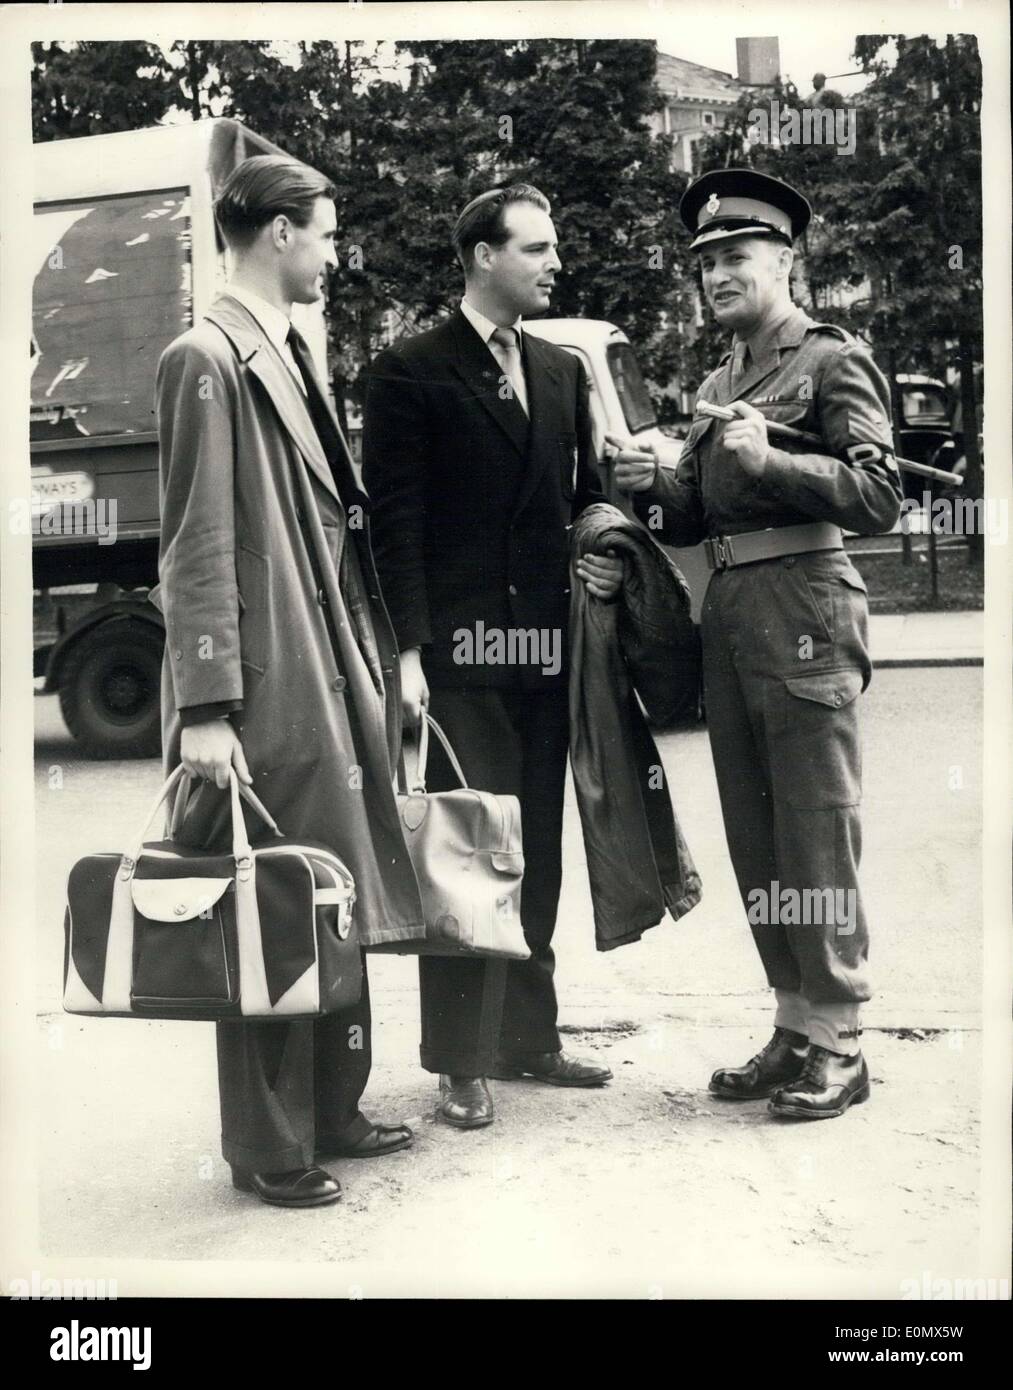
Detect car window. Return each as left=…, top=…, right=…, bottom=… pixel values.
left=607, top=342, right=657, bottom=434
left=901, top=385, right=949, bottom=427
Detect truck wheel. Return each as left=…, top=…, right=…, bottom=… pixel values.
left=58, top=621, right=163, bottom=759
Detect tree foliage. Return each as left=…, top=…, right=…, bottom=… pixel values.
left=30, top=35, right=983, bottom=453
left=31, top=38, right=693, bottom=421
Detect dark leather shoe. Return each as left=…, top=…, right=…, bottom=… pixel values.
left=489, top=1051, right=612, bottom=1087
left=317, top=1123, right=413, bottom=1160
left=768, top=1046, right=870, bottom=1119
left=709, top=1026, right=809, bottom=1100
left=231, top=1165, right=342, bottom=1208
left=438, top=1075, right=494, bottom=1128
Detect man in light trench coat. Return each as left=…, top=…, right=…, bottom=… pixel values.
left=154, top=155, right=426, bottom=1208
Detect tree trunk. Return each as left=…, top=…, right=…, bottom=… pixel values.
left=344, top=42, right=357, bottom=155
left=958, top=333, right=983, bottom=565
left=186, top=42, right=202, bottom=122
left=885, top=343, right=912, bottom=565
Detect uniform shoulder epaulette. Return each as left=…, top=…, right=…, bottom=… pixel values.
left=805, top=320, right=854, bottom=345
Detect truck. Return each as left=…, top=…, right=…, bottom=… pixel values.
left=31, top=119, right=707, bottom=758
left=31, top=119, right=331, bottom=758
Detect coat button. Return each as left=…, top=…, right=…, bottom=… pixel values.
left=833, top=692, right=843, bottom=706
left=174, top=649, right=183, bottom=659
left=784, top=556, right=795, bottom=567
left=332, top=676, right=346, bottom=692
left=508, top=584, right=518, bottom=596
left=317, top=588, right=328, bottom=606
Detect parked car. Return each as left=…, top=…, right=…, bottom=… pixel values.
left=893, top=373, right=954, bottom=500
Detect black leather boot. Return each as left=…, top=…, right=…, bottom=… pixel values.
left=709, top=1026, right=809, bottom=1100
left=768, top=1045, right=870, bottom=1119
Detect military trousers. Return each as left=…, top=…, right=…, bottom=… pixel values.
left=700, top=547, right=873, bottom=1026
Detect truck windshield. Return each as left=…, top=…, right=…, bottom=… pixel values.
left=32, top=189, right=192, bottom=441
left=606, top=341, right=657, bottom=434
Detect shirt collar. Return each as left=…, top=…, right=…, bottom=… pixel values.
left=225, top=283, right=293, bottom=357
left=736, top=303, right=809, bottom=363
left=460, top=297, right=523, bottom=345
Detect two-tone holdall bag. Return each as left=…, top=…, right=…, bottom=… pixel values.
left=63, top=764, right=361, bottom=1020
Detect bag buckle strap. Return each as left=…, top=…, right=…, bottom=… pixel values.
left=704, top=535, right=736, bottom=571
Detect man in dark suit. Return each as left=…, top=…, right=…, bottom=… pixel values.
left=156, top=155, right=424, bottom=1206
left=362, top=185, right=622, bottom=1128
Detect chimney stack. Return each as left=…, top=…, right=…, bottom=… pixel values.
left=736, top=36, right=780, bottom=87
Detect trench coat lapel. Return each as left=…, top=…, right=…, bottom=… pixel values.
left=449, top=308, right=530, bottom=457
left=206, top=294, right=342, bottom=507
left=511, top=330, right=563, bottom=518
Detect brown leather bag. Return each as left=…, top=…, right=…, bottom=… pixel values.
left=368, top=715, right=529, bottom=959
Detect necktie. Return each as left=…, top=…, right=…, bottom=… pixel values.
left=729, top=340, right=749, bottom=390
left=488, top=326, right=529, bottom=416
left=286, top=325, right=349, bottom=461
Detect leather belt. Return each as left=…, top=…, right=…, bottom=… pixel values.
left=703, top=522, right=843, bottom=572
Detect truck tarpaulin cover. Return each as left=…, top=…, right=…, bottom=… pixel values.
left=32, top=188, right=192, bottom=440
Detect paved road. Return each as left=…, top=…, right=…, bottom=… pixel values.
left=25, top=667, right=988, bottom=1294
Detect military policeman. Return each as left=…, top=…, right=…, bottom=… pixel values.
left=612, top=169, right=903, bottom=1120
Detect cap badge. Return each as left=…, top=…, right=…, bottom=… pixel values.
left=705, top=193, right=721, bottom=215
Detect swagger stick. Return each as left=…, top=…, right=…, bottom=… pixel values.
left=693, top=399, right=963, bottom=486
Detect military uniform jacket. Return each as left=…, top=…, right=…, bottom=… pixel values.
left=635, top=306, right=903, bottom=545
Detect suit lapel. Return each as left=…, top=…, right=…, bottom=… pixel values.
left=206, top=295, right=341, bottom=506
left=511, top=331, right=563, bottom=517
left=449, top=309, right=529, bottom=457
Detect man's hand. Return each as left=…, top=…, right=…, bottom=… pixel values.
left=400, top=646, right=429, bottom=729
left=605, top=432, right=658, bottom=494
left=180, top=720, right=252, bottom=790
left=576, top=549, right=624, bottom=601
left=721, top=400, right=770, bottom=476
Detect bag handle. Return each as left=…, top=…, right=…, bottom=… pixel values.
left=121, top=766, right=280, bottom=879
left=168, top=768, right=282, bottom=842
left=414, top=713, right=470, bottom=792
left=397, top=714, right=469, bottom=795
